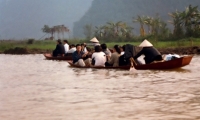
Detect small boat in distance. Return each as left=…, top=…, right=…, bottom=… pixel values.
left=67, top=55, right=193, bottom=70
left=43, top=53, right=72, bottom=60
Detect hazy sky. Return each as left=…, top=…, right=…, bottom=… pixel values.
left=0, top=0, right=93, bottom=39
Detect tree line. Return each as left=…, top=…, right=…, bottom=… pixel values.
left=83, top=5, right=200, bottom=42
left=41, top=5, right=200, bottom=42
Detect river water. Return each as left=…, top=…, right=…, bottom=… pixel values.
left=0, top=54, right=200, bottom=120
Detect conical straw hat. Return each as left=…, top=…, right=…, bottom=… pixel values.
left=139, top=39, right=153, bottom=47
left=90, top=37, right=99, bottom=43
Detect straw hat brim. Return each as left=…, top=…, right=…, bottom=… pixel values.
left=139, top=39, right=153, bottom=47
left=90, top=37, right=99, bottom=43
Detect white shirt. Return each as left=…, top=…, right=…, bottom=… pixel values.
left=121, top=51, right=124, bottom=55
left=93, top=42, right=100, bottom=46
left=92, top=52, right=106, bottom=66
left=64, top=43, right=69, bottom=53
left=67, top=47, right=76, bottom=53
left=84, top=47, right=88, bottom=53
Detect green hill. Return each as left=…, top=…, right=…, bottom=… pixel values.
left=73, top=0, right=200, bottom=38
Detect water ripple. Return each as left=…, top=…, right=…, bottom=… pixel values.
left=0, top=54, right=200, bottom=120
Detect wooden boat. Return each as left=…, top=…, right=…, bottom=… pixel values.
left=133, top=55, right=193, bottom=70
left=43, top=53, right=72, bottom=60
left=67, top=55, right=193, bottom=70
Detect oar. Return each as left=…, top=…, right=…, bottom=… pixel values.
left=129, top=57, right=137, bottom=71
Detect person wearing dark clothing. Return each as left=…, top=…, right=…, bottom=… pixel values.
left=72, top=45, right=85, bottom=64
left=72, top=44, right=91, bottom=66
left=124, top=44, right=137, bottom=59
left=52, top=39, right=65, bottom=57
left=134, top=39, right=162, bottom=64
left=119, top=44, right=136, bottom=66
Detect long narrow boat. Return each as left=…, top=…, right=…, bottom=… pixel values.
left=68, top=55, right=193, bottom=70
left=43, top=53, right=72, bottom=60
left=133, top=55, right=193, bottom=70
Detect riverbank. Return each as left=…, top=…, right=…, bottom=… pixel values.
left=1, top=46, right=200, bottom=55
left=1, top=39, right=200, bottom=55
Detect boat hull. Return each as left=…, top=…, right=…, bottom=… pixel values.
left=67, top=55, right=193, bottom=70
left=134, top=55, right=193, bottom=70
left=43, top=53, right=72, bottom=60
left=68, top=61, right=130, bottom=70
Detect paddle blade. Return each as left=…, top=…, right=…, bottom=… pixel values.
left=129, top=66, right=136, bottom=72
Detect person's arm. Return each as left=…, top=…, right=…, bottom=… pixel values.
left=134, top=49, right=143, bottom=60
left=81, top=51, right=88, bottom=58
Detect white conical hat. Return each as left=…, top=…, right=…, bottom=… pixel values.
left=90, top=37, right=99, bottom=43
left=139, top=39, right=153, bottom=47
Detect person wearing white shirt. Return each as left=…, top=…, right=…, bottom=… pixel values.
left=91, top=45, right=106, bottom=67
left=63, top=40, right=69, bottom=55
left=81, top=43, right=88, bottom=54
left=120, top=45, right=125, bottom=55
left=67, top=44, right=76, bottom=53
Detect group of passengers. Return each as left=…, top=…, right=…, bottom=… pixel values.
left=72, top=43, right=123, bottom=67
left=52, top=39, right=77, bottom=57
left=52, top=37, right=163, bottom=66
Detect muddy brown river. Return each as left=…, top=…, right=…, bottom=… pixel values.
left=0, top=54, right=200, bottom=120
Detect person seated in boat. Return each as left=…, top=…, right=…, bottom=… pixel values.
left=119, top=44, right=138, bottom=66
left=67, top=44, right=76, bottom=54
left=90, top=37, right=100, bottom=46
left=81, top=43, right=88, bottom=54
left=105, top=45, right=121, bottom=67
left=119, top=45, right=129, bottom=66
left=120, top=45, right=125, bottom=55
left=52, top=39, right=65, bottom=57
left=101, top=43, right=111, bottom=61
left=133, top=39, right=163, bottom=64
left=91, top=45, right=106, bottom=67
left=72, top=44, right=91, bottom=67
left=63, top=40, right=69, bottom=56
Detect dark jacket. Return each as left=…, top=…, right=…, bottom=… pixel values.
left=134, top=47, right=162, bottom=64
left=53, top=44, right=65, bottom=57
left=119, top=44, right=136, bottom=66
left=72, top=51, right=84, bottom=63
left=124, top=44, right=136, bottom=59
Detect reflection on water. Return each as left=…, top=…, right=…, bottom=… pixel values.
left=0, top=54, right=200, bottom=120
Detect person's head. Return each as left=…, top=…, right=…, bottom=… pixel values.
left=81, top=43, right=86, bottom=50
left=101, top=43, right=107, bottom=50
left=113, top=45, right=121, bottom=54
left=76, top=44, right=82, bottom=52
left=57, top=39, right=62, bottom=44
left=82, top=43, right=86, bottom=47
left=94, top=45, right=102, bottom=52
left=63, top=40, right=68, bottom=44
left=120, top=45, right=125, bottom=52
left=86, top=47, right=92, bottom=52
left=70, top=44, right=75, bottom=49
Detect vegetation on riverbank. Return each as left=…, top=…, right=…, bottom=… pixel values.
left=1, top=37, right=200, bottom=54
